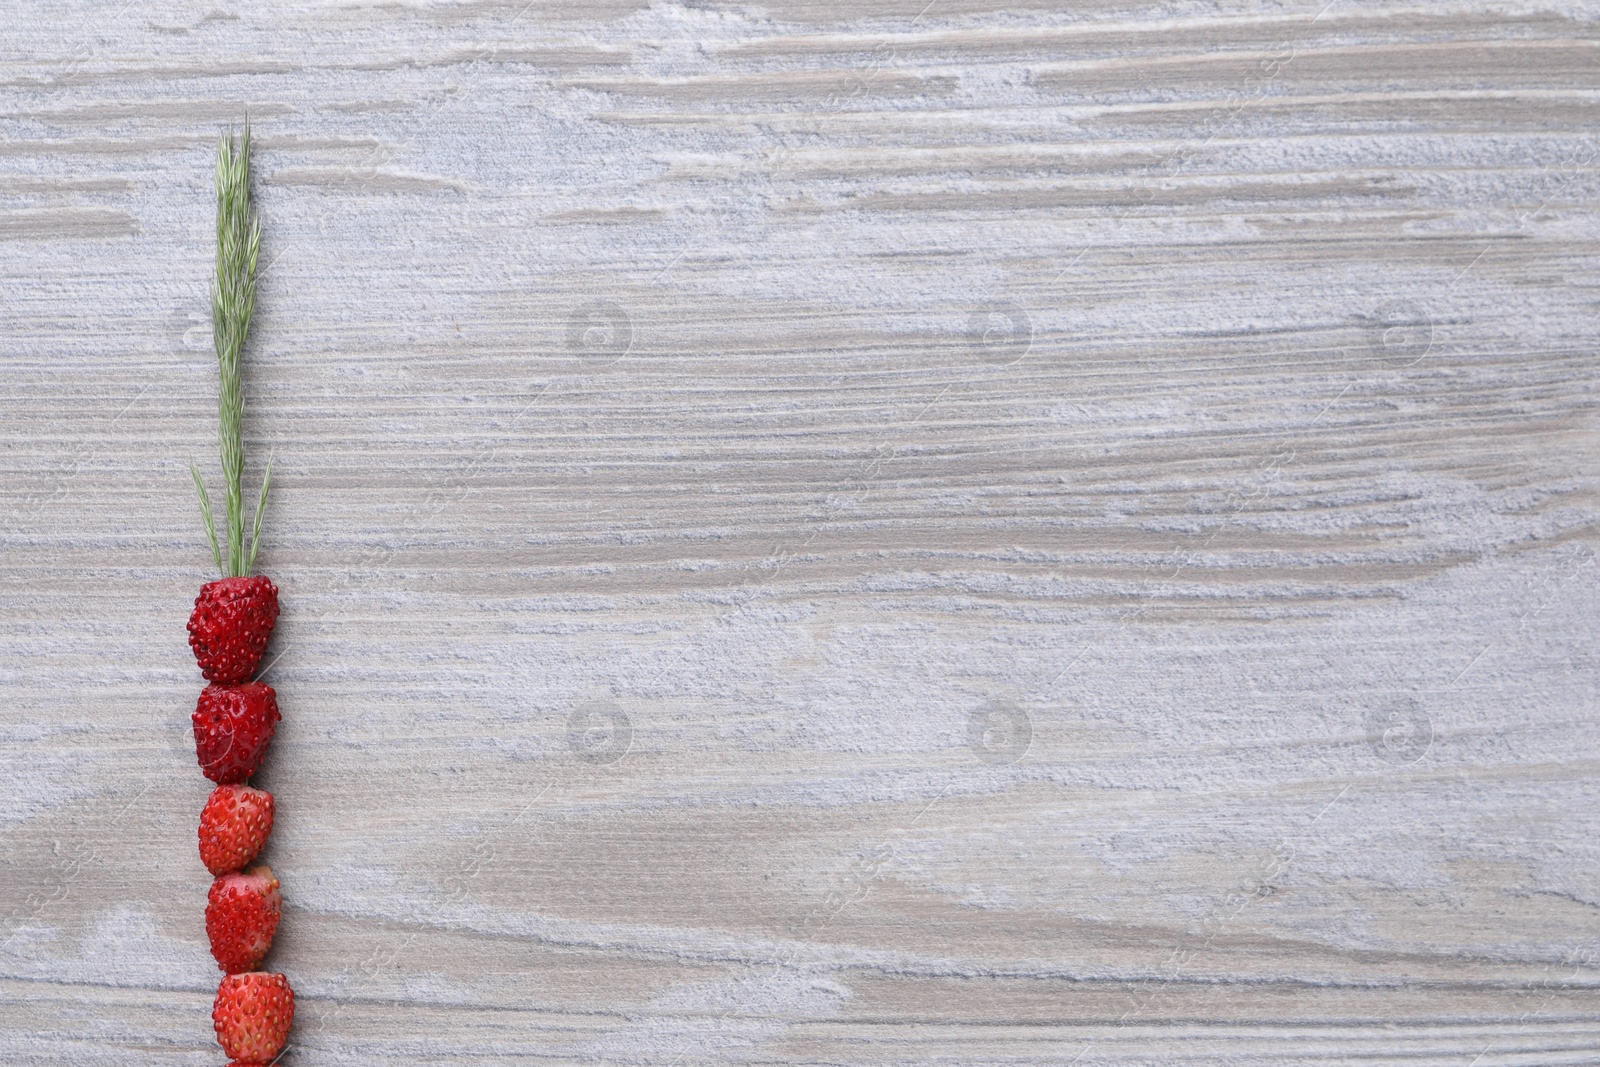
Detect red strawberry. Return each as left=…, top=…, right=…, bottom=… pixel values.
left=199, top=783, right=276, bottom=875
left=188, top=576, right=280, bottom=684
left=212, top=970, right=294, bottom=1064
left=193, top=682, right=280, bottom=784
left=206, top=866, right=282, bottom=973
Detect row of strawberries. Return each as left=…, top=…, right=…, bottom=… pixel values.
left=188, top=576, right=294, bottom=1065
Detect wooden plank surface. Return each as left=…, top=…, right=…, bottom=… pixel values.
left=2, top=1, right=1598, bottom=1064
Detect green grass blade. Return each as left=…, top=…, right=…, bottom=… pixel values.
left=206, top=119, right=263, bottom=575
left=247, top=454, right=272, bottom=574
left=191, top=461, right=223, bottom=576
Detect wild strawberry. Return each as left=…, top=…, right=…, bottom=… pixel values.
left=188, top=576, right=280, bottom=684
left=206, top=866, right=281, bottom=974
left=199, top=784, right=275, bottom=875
left=192, top=682, right=280, bottom=784
left=212, top=970, right=294, bottom=1064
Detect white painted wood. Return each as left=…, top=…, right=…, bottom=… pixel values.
left=2, top=2, right=1598, bottom=1063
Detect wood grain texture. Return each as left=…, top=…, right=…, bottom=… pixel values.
left=2, top=1, right=1598, bottom=1064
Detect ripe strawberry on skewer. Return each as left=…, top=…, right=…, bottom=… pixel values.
left=193, top=682, right=281, bottom=784
left=189, top=123, right=295, bottom=1061
left=199, top=783, right=275, bottom=876
left=213, top=971, right=295, bottom=1065
left=189, top=575, right=279, bottom=685
left=207, top=866, right=283, bottom=974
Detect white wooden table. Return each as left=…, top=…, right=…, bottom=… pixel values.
left=3, top=2, right=1597, bottom=1064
